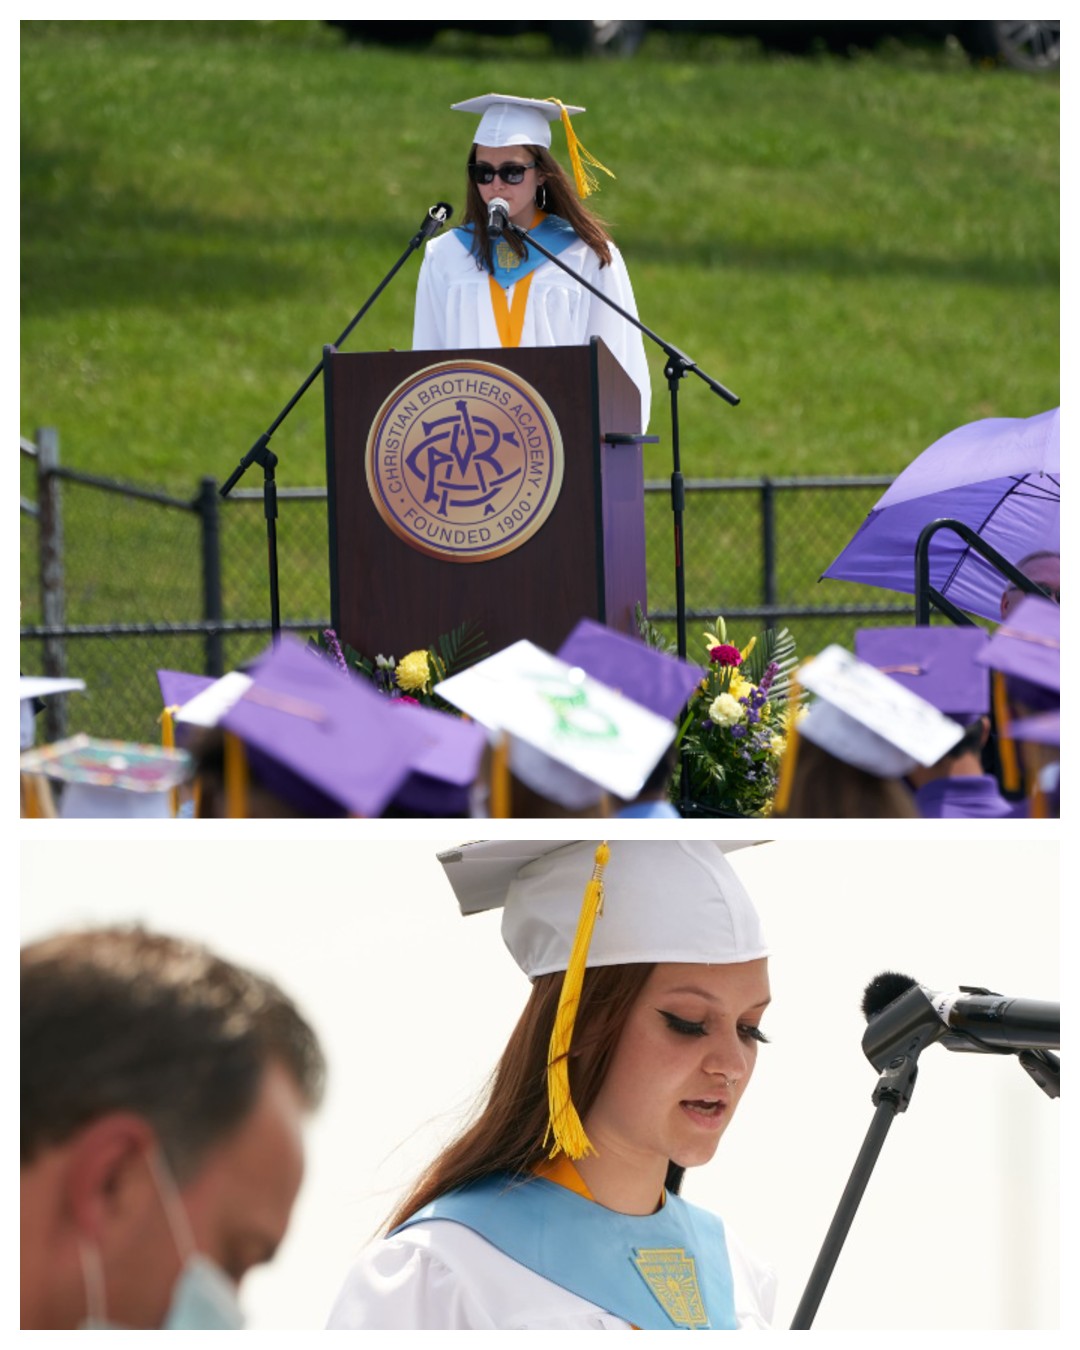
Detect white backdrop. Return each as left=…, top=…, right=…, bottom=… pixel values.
left=20, top=830, right=1060, bottom=1331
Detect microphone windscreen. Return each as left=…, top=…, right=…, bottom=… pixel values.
left=861, top=970, right=918, bottom=1021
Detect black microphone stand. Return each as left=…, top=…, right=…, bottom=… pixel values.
left=790, top=1046, right=922, bottom=1329
left=503, top=219, right=739, bottom=813
left=502, top=219, right=739, bottom=664
left=218, top=203, right=453, bottom=639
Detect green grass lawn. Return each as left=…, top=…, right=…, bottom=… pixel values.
left=20, top=21, right=1058, bottom=737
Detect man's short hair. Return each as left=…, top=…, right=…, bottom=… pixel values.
left=21, top=927, right=326, bottom=1179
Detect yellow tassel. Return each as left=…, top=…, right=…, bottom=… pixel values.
left=223, top=731, right=249, bottom=819
left=772, top=679, right=802, bottom=816
left=547, top=98, right=616, bottom=199
left=490, top=732, right=510, bottom=818
left=160, top=705, right=180, bottom=818
left=992, top=670, right=1021, bottom=793
left=546, top=841, right=611, bottom=1160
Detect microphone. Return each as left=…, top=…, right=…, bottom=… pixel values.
left=412, top=201, right=453, bottom=248
left=487, top=196, right=510, bottom=238
left=862, top=971, right=1059, bottom=1069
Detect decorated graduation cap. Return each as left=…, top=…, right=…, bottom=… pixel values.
left=438, top=839, right=767, bottom=1158
left=854, top=625, right=992, bottom=726
left=434, top=636, right=684, bottom=810
left=20, top=735, right=192, bottom=818
left=452, top=92, right=613, bottom=197
left=791, top=643, right=965, bottom=778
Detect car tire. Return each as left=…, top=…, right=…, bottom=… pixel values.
left=548, top=21, right=647, bottom=57
left=957, top=21, right=1059, bottom=72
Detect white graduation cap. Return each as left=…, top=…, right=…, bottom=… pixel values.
left=451, top=93, right=584, bottom=149
left=20, top=676, right=86, bottom=751
left=437, top=839, right=769, bottom=1161
left=433, top=639, right=678, bottom=808
left=796, top=644, right=965, bottom=777
left=438, top=838, right=768, bottom=977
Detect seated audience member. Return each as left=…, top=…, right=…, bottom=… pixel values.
left=854, top=626, right=1011, bottom=819
left=774, top=645, right=966, bottom=819
left=21, top=926, right=326, bottom=1328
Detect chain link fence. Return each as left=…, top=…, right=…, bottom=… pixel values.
left=21, top=430, right=911, bottom=744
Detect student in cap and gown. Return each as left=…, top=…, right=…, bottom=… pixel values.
left=774, top=644, right=966, bottom=818
left=413, top=93, right=652, bottom=430
left=854, top=626, right=1012, bottom=819
left=158, top=637, right=486, bottom=818
left=327, top=840, right=776, bottom=1329
left=975, top=594, right=1060, bottom=817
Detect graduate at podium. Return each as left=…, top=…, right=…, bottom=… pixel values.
left=412, top=93, right=652, bottom=431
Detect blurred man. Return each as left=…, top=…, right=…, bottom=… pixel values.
left=21, top=927, right=326, bottom=1329
left=1000, top=550, right=1059, bottom=619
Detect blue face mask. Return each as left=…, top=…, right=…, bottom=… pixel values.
left=79, top=1150, right=246, bottom=1330
left=161, top=1253, right=245, bottom=1331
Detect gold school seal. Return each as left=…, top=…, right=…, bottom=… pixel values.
left=632, top=1248, right=710, bottom=1329
left=366, top=360, right=564, bottom=563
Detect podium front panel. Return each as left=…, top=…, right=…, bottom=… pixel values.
left=325, top=342, right=645, bottom=661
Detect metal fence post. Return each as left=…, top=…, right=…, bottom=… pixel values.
left=761, top=477, right=777, bottom=621
left=197, top=476, right=225, bottom=676
left=36, top=427, right=67, bottom=742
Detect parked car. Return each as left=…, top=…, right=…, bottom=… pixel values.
left=326, top=20, right=646, bottom=58
left=327, top=20, right=1059, bottom=72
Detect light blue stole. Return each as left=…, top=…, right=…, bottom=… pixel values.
left=394, top=1173, right=738, bottom=1329
left=453, top=214, right=579, bottom=288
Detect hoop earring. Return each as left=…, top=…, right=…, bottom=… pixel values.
left=535, top=183, right=548, bottom=211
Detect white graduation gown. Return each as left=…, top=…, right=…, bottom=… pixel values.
left=412, top=230, right=653, bottom=434
left=326, top=1217, right=777, bottom=1331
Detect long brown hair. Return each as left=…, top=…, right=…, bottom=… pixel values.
left=776, top=739, right=919, bottom=818
left=385, top=961, right=655, bottom=1231
left=463, top=143, right=614, bottom=274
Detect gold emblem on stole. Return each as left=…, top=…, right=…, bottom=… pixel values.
left=495, top=239, right=522, bottom=270
left=632, top=1247, right=709, bottom=1328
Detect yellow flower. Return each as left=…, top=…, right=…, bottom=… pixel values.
left=395, top=649, right=432, bottom=693
left=741, top=635, right=757, bottom=661
left=728, top=673, right=752, bottom=701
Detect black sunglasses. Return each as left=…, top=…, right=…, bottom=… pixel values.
left=468, top=160, right=539, bottom=186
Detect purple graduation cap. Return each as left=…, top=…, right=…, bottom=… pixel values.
left=854, top=626, right=991, bottom=725
left=215, top=637, right=432, bottom=817
left=387, top=699, right=488, bottom=817
left=556, top=618, right=703, bottom=719
left=975, top=594, right=1060, bottom=697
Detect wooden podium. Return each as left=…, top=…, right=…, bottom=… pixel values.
left=324, top=338, right=648, bottom=660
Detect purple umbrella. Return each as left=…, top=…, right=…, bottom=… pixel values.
left=822, top=408, right=1059, bottom=622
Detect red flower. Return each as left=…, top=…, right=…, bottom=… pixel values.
left=709, top=643, right=742, bottom=667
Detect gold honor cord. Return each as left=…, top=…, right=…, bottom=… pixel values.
left=546, top=841, right=611, bottom=1160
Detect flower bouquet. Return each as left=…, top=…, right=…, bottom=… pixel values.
left=310, top=622, right=488, bottom=715
left=674, top=617, right=801, bottom=817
